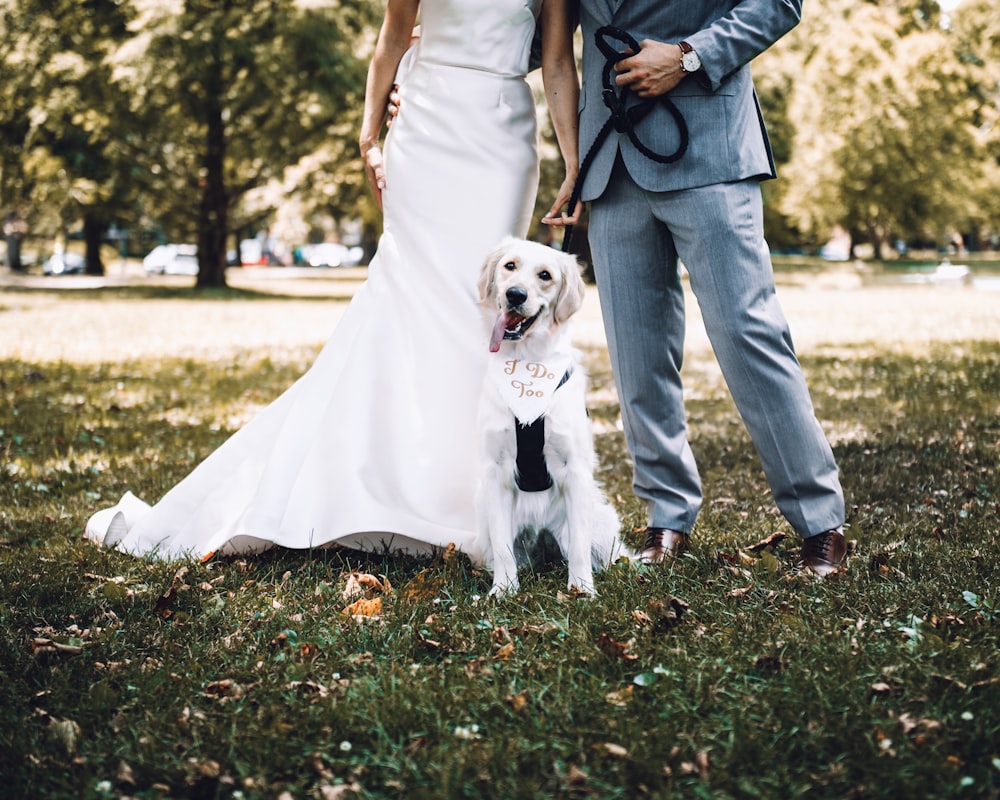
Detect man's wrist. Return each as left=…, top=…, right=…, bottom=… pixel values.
left=678, top=40, right=701, bottom=74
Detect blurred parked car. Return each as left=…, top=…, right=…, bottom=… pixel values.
left=300, top=242, right=364, bottom=268
left=238, top=239, right=268, bottom=266
left=143, top=244, right=199, bottom=275
left=43, top=252, right=85, bottom=275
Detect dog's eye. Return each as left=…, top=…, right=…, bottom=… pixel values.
left=503, top=261, right=516, bottom=272
left=538, top=270, right=552, bottom=282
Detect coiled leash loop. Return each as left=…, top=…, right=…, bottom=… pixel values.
left=563, top=26, right=689, bottom=251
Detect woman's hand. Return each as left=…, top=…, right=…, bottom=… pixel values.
left=363, top=144, right=387, bottom=211
left=540, top=174, right=582, bottom=228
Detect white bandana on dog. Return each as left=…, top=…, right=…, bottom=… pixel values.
left=488, top=349, right=574, bottom=425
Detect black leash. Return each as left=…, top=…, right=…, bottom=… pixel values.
left=562, top=26, right=689, bottom=251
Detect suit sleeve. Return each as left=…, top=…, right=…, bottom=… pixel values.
left=684, top=0, right=802, bottom=92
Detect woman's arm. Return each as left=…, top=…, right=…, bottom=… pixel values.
left=359, top=0, right=420, bottom=209
left=539, top=0, right=581, bottom=227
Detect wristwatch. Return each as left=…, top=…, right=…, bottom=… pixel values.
left=678, top=41, right=701, bottom=73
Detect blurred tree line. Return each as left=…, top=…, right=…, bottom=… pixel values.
left=1, top=0, right=998, bottom=286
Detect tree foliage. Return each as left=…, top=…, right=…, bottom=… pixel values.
left=111, top=0, right=376, bottom=286
left=772, top=0, right=999, bottom=254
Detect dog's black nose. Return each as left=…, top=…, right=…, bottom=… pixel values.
left=505, top=286, right=528, bottom=307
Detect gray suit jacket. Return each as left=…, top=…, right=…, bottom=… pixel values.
left=577, top=0, right=802, bottom=202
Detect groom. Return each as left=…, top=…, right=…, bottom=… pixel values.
left=572, top=0, right=848, bottom=574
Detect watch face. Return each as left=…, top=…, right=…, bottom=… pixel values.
left=682, top=51, right=701, bottom=72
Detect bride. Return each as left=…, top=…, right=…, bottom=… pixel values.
left=86, top=0, right=582, bottom=562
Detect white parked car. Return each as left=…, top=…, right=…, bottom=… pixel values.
left=43, top=252, right=85, bottom=275
left=301, top=242, right=363, bottom=268
left=143, top=244, right=199, bottom=275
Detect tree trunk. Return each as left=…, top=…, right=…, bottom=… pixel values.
left=195, top=73, right=229, bottom=288
left=3, top=212, right=28, bottom=272
left=83, top=213, right=107, bottom=276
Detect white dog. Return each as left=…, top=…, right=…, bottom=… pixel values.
left=474, top=236, right=631, bottom=596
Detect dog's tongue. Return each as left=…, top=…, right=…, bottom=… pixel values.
left=489, top=311, right=519, bottom=352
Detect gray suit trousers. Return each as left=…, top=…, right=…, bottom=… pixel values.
left=589, top=157, right=844, bottom=538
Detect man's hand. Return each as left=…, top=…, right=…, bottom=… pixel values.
left=614, top=40, right=685, bottom=98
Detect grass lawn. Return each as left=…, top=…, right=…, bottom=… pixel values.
left=1, top=270, right=999, bottom=799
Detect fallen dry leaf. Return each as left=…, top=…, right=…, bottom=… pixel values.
left=746, top=531, right=788, bottom=552
left=604, top=686, right=634, bottom=707
left=399, top=569, right=445, bottom=604
left=505, top=694, right=528, bottom=713
left=31, top=638, right=84, bottom=659
left=596, top=633, right=639, bottom=662
left=342, top=572, right=392, bottom=601
left=494, top=642, right=516, bottom=660
left=287, top=680, right=330, bottom=699
left=594, top=742, right=629, bottom=758
left=341, top=597, right=383, bottom=618
left=646, top=596, right=690, bottom=629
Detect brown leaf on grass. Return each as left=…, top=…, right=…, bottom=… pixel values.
left=494, top=642, right=516, bottom=661
left=441, top=542, right=459, bottom=568
left=930, top=673, right=1000, bottom=692
left=308, top=750, right=335, bottom=780
left=203, top=679, right=247, bottom=701
left=399, top=568, right=445, bottom=604
left=674, top=749, right=713, bottom=780
left=596, top=632, right=639, bottom=662
left=594, top=742, right=629, bottom=758
left=342, top=572, right=392, bottom=601
left=746, top=531, right=788, bottom=552
left=319, top=783, right=362, bottom=800
left=558, top=585, right=593, bottom=601
left=153, top=586, right=178, bottom=619
left=869, top=553, right=907, bottom=580
left=117, top=760, right=137, bottom=790
left=565, top=763, right=589, bottom=787
left=898, top=712, right=942, bottom=745
left=717, top=549, right=758, bottom=566
left=31, top=637, right=84, bottom=659
left=646, top=596, right=690, bottom=630
left=287, top=680, right=330, bottom=700
left=604, top=687, right=634, bottom=707
left=341, top=597, right=383, bottom=618
left=298, top=642, right=322, bottom=662
left=631, top=609, right=653, bottom=627
left=154, top=566, right=190, bottom=619
left=505, top=694, right=528, bottom=713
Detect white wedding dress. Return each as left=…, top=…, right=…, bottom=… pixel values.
left=86, top=0, right=542, bottom=561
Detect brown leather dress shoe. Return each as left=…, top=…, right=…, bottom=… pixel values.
left=798, top=529, right=847, bottom=576
left=640, top=528, right=689, bottom=564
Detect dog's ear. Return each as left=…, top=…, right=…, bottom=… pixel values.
left=553, top=252, right=586, bottom=324
left=477, top=238, right=512, bottom=305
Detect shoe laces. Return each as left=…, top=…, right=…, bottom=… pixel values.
left=643, top=529, right=663, bottom=550
left=804, top=529, right=839, bottom=561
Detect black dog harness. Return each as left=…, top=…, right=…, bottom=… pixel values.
left=563, top=26, right=690, bottom=250
left=514, top=368, right=572, bottom=492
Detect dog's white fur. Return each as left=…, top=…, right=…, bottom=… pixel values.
left=475, top=236, right=630, bottom=596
